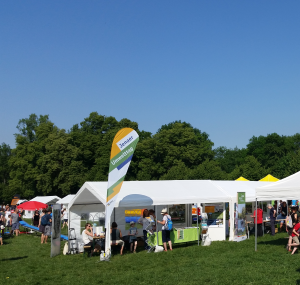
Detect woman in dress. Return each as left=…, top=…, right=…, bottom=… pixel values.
left=33, top=210, right=40, bottom=227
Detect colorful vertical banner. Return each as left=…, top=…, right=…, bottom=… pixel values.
left=105, top=128, right=139, bottom=256
left=233, top=192, right=247, bottom=242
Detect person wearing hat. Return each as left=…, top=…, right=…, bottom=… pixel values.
left=128, top=221, right=138, bottom=253
left=157, top=208, right=173, bottom=252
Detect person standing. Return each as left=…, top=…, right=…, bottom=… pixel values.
left=10, top=210, right=20, bottom=236
left=287, top=206, right=298, bottom=251
left=61, top=208, right=68, bottom=229
left=41, top=209, right=52, bottom=243
left=33, top=210, right=40, bottom=227
left=128, top=221, right=138, bottom=253
left=251, top=206, right=263, bottom=237
left=138, top=209, right=154, bottom=250
left=277, top=201, right=287, bottom=232
left=267, top=204, right=276, bottom=236
left=157, top=208, right=173, bottom=252
left=5, top=206, right=11, bottom=226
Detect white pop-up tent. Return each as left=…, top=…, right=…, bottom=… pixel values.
left=57, top=195, right=75, bottom=210
left=68, top=180, right=271, bottom=246
left=23, top=196, right=61, bottom=219
left=256, top=171, right=300, bottom=201
left=255, top=171, right=300, bottom=251
left=68, top=180, right=232, bottom=246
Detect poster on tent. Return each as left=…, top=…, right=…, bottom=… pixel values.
left=233, top=192, right=247, bottom=242
left=51, top=204, right=61, bottom=257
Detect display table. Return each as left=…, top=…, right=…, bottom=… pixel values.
left=151, top=228, right=200, bottom=245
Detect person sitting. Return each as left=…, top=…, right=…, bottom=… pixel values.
left=289, top=216, right=300, bottom=255
left=82, top=223, right=100, bottom=253
left=110, top=222, right=124, bottom=255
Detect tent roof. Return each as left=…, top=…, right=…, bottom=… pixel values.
left=69, top=180, right=272, bottom=209
left=57, top=195, right=76, bottom=205
left=235, top=177, right=249, bottom=181
left=30, top=196, right=61, bottom=204
left=256, top=171, right=300, bottom=200
left=259, top=174, right=279, bottom=182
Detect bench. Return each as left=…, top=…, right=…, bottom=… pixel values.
left=83, top=245, right=92, bottom=257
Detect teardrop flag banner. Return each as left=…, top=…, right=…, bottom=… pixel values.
left=105, top=128, right=139, bottom=257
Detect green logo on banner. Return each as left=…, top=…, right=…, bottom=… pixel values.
left=238, top=192, right=245, bottom=204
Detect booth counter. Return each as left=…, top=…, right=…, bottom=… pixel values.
left=151, top=227, right=199, bottom=245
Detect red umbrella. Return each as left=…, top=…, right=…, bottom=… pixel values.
left=17, top=201, right=48, bottom=211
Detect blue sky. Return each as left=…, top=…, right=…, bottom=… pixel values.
left=1, top=1, right=299, bottom=149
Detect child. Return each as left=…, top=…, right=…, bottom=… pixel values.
left=128, top=221, right=138, bottom=253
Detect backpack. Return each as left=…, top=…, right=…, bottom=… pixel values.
left=41, top=215, right=48, bottom=226
left=287, top=215, right=293, bottom=228
left=165, top=216, right=173, bottom=231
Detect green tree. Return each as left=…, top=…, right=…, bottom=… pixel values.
left=228, top=156, right=269, bottom=181
left=214, top=146, right=247, bottom=173
left=0, top=143, right=12, bottom=202
left=188, top=160, right=227, bottom=180
left=135, top=121, right=214, bottom=180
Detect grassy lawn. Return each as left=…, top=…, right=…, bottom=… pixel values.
left=1, top=230, right=300, bottom=285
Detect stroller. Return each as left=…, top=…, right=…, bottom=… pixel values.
left=145, top=218, right=158, bottom=253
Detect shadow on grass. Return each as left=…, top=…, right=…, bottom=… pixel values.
left=258, top=237, right=287, bottom=248
left=1, top=256, right=28, bottom=261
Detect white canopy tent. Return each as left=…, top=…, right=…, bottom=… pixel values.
left=23, top=196, right=61, bottom=219
left=256, top=171, right=300, bottom=200
left=57, top=195, right=76, bottom=209
left=68, top=180, right=271, bottom=245
left=255, top=171, right=300, bottom=251
left=30, top=196, right=61, bottom=204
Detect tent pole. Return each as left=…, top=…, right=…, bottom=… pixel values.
left=255, top=198, right=257, bottom=252
left=155, top=205, right=159, bottom=246
left=196, top=203, right=199, bottom=246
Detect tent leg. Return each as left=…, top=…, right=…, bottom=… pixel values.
left=196, top=203, right=199, bottom=246
left=255, top=198, right=257, bottom=252
left=155, top=205, right=159, bottom=247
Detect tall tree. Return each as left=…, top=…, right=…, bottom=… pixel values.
left=135, top=121, right=214, bottom=180
left=0, top=143, right=12, bottom=202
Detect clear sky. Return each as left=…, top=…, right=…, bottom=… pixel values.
left=1, top=1, right=299, bottom=149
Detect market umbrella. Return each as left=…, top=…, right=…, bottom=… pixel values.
left=17, top=201, right=48, bottom=211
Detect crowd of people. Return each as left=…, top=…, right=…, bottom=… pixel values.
left=80, top=207, right=173, bottom=255
left=0, top=204, right=23, bottom=241
left=0, top=204, right=69, bottom=246
left=252, top=200, right=300, bottom=255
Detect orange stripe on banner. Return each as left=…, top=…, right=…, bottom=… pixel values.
left=110, top=128, right=133, bottom=159
left=107, top=181, right=123, bottom=202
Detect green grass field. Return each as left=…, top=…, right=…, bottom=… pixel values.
left=1, top=229, right=300, bottom=285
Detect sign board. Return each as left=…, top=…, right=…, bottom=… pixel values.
left=51, top=204, right=61, bottom=257
left=233, top=192, right=247, bottom=242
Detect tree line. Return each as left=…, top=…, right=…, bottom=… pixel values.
left=1, top=112, right=300, bottom=202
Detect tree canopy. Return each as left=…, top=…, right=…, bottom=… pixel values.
left=1, top=112, right=300, bottom=202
